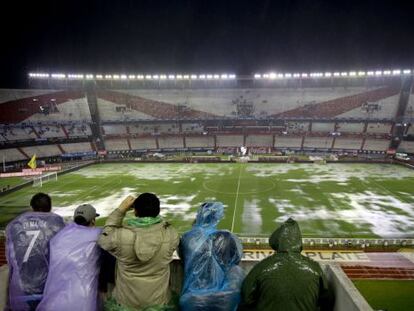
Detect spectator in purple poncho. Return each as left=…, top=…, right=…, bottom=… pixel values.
left=37, top=204, right=102, bottom=311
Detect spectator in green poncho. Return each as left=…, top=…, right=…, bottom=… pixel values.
left=238, top=218, right=334, bottom=311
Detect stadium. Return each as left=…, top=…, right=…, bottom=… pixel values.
left=0, top=70, right=414, bottom=309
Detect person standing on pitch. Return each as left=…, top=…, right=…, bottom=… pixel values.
left=5, top=193, right=65, bottom=311
left=37, top=204, right=102, bottom=311
left=98, top=193, right=179, bottom=310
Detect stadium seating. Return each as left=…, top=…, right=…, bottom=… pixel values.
left=60, top=142, right=94, bottom=154
left=216, top=135, right=244, bottom=147
left=272, top=87, right=399, bottom=119
left=102, top=125, right=127, bottom=136
left=0, top=90, right=91, bottom=124
left=21, top=145, right=62, bottom=158
left=182, top=123, right=204, bottom=133
left=0, top=148, right=28, bottom=161
left=129, top=138, right=157, bottom=150
left=64, top=124, right=92, bottom=138
left=245, top=135, right=273, bottom=147
left=286, top=122, right=309, bottom=133
left=274, top=136, right=302, bottom=148
left=363, top=139, right=390, bottom=151
left=158, top=136, right=184, bottom=149
left=311, top=122, right=335, bottom=133
left=398, top=141, right=414, bottom=153
left=366, top=123, right=392, bottom=134
left=333, top=138, right=363, bottom=150
left=105, top=139, right=130, bottom=151
left=185, top=136, right=215, bottom=148
left=303, top=137, right=333, bottom=149
left=336, top=122, right=365, bottom=133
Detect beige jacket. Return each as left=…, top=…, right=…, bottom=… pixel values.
left=98, top=208, right=179, bottom=309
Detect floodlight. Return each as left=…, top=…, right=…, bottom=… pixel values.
left=86, top=74, right=94, bottom=79
left=324, top=72, right=332, bottom=77
left=383, top=70, right=391, bottom=75
left=153, top=75, right=159, bottom=79
left=199, top=74, right=206, bottom=79
left=221, top=74, right=228, bottom=79
left=269, top=73, right=276, bottom=79
left=206, top=74, right=213, bottom=79
left=145, top=75, right=152, bottom=79
left=392, top=70, right=401, bottom=75
left=284, top=73, right=292, bottom=78
left=120, top=75, right=127, bottom=79
left=254, top=74, right=261, bottom=79
left=367, top=71, right=374, bottom=76
left=375, top=71, right=382, bottom=76
left=358, top=71, right=365, bottom=76
left=168, top=75, right=175, bottom=79
left=229, top=74, right=236, bottom=79
left=213, top=74, right=220, bottom=79
left=293, top=73, right=300, bottom=78
left=263, top=74, right=269, bottom=78
left=177, top=75, right=183, bottom=79
left=277, top=73, right=284, bottom=78
left=96, top=74, right=103, bottom=79
left=301, top=73, right=308, bottom=78
left=403, top=69, right=411, bottom=74
left=128, top=75, right=136, bottom=79
left=183, top=75, right=190, bottom=79
left=160, top=75, right=167, bottom=80
left=333, top=72, right=340, bottom=77
left=190, top=75, right=197, bottom=79
left=51, top=73, right=66, bottom=79
left=113, top=75, right=120, bottom=80
left=341, top=72, right=347, bottom=76
left=105, top=75, right=112, bottom=79
left=349, top=71, right=356, bottom=76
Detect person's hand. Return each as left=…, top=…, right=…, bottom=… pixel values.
left=118, top=195, right=135, bottom=212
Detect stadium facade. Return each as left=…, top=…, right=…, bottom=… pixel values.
left=0, top=70, right=413, bottom=165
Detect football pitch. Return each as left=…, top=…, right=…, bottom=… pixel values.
left=0, top=162, right=413, bottom=238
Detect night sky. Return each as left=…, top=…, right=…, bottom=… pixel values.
left=1, top=0, right=414, bottom=87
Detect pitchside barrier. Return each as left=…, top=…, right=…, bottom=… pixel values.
left=239, top=236, right=414, bottom=249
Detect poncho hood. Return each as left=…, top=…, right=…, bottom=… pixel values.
left=269, top=218, right=303, bottom=253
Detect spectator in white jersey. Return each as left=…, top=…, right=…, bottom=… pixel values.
left=37, top=204, right=102, bottom=311
left=5, top=193, right=65, bottom=311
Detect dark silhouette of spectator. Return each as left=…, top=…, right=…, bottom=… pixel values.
left=238, top=218, right=334, bottom=311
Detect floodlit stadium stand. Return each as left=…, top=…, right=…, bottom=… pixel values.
left=0, top=148, right=28, bottom=161
left=21, top=145, right=62, bottom=158
left=158, top=136, right=184, bottom=149
left=311, top=122, right=336, bottom=133
left=60, top=142, right=94, bottom=153
left=274, top=136, right=303, bottom=148
left=336, top=122, right=365, bottom=133
left=333, top=138, right=363, bottom=150
left=216, top=135, right=244, bottom=147
left=303, top=136, right=334, bottom=149
left=129, top=138, right=157, bottom=150
left=185, top=136, right=215, bottom=148
left=245, top=135, right=273, bottom=147
left=363, top=139, right=390, bottom=151
left=105, top=139, right=130, bottom=151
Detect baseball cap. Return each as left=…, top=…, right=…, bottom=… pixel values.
left=74, top=204, right=100, bottom=222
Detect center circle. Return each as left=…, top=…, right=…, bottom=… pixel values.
left=203, top=177, right=276, bottom=195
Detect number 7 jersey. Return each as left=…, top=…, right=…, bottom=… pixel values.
left=6, top=211, right=65, bottom=310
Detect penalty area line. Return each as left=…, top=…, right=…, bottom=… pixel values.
left=231, top=164, right=243, bottom=233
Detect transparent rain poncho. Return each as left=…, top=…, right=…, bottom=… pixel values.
left=37, top=223, right=102, bottom=311
left=179, top=202, right=244, bottom=311
left=5, top=212, right=65, bottom=311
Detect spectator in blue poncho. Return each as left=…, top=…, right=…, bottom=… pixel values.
left=179, top=202, right=245, bottom=311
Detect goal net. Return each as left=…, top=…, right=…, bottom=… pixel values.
left=32, top=172, right=58, bottom=187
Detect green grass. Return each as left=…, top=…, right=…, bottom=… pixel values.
left=0, top=176, right=28, bottom=189
left=353, top=280, right=414, bottom=311
left=0, top=163, right=413, bottom=238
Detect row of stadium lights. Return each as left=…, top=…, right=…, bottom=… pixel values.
left=254, top=69, right=412, bottom=79
left=28, top=69, right=413, bottom=80
left=28, top=73, right=236, bottom=80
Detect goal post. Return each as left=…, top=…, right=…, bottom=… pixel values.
left=32, top=172, right=58, bottom=187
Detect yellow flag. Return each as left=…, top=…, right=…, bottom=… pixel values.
left=28, top=154, right=37, bottom=169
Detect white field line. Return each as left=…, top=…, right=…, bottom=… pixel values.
left=231, top=165, right=243, bottom=232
